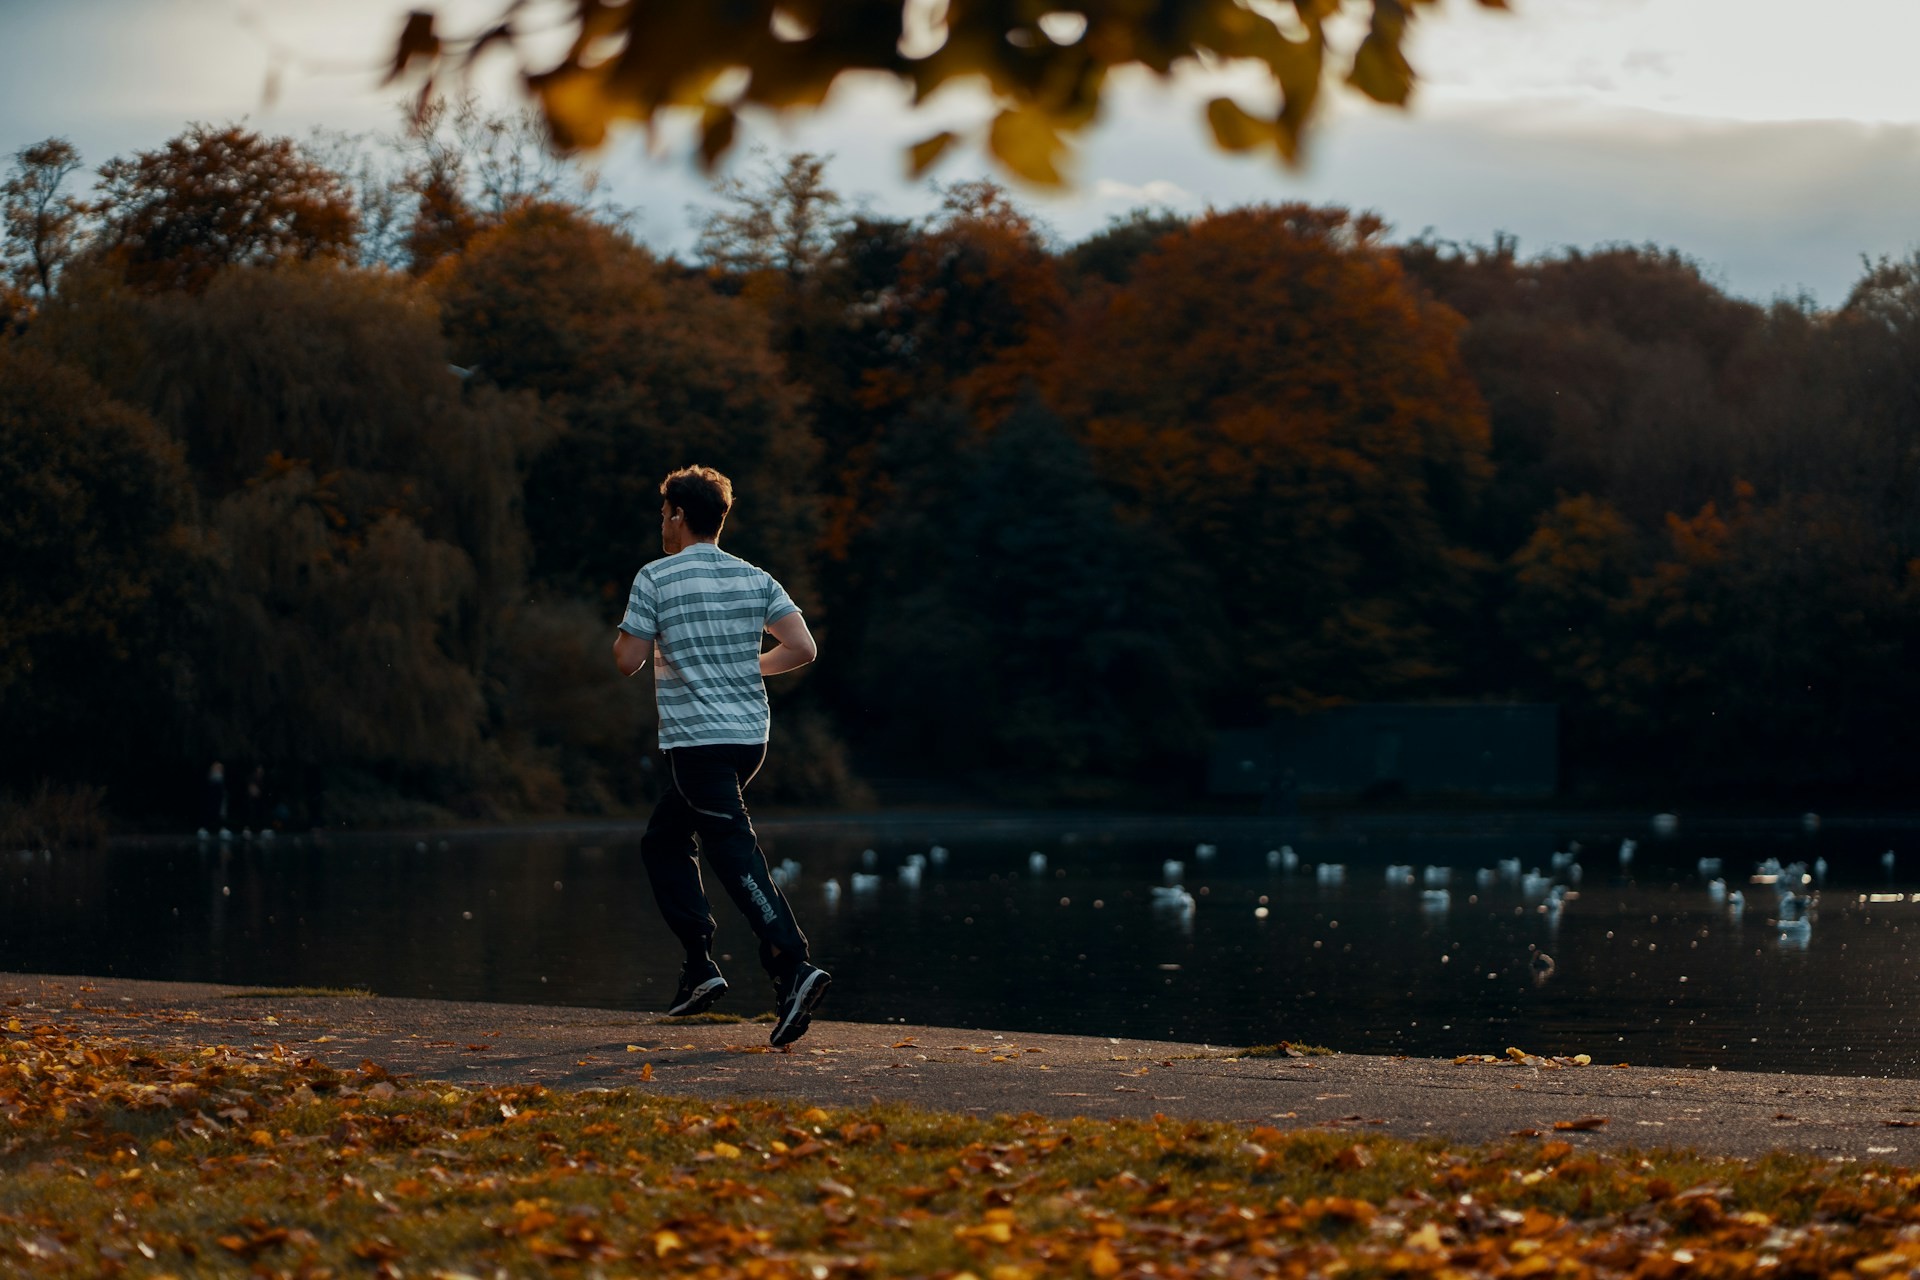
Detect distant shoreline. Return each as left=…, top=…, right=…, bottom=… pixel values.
left=105, top=806, right=1920, bottom=848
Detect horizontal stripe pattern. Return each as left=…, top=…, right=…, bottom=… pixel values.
left=619, top=543, right=799, bottom=748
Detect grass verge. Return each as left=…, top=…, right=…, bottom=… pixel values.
left=3, top=1022, right=1919, bottom=1276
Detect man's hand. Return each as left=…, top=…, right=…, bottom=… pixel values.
left=760, top=613, right=817, bottom=677
left=613, top=630, right=651, bottom=676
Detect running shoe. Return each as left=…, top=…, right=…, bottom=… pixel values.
left=666, top=957, right=728, bottom=1017
left=769, top=962, right=832, bottom=1047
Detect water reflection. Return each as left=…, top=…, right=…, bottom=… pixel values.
left=9, top=827, right=1920, bottom=1075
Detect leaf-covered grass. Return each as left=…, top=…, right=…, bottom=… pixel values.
left=220, top=987, right=377, bottom=1000
left=6, top=1022, right=1920, bottom=1276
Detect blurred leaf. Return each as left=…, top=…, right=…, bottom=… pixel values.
left=908, top=130, right=960, bottom=177
left=385, top=11, right=440, bottom=86
left=699, top=106, right=737, bottom=172
left=1348, top=30, right=1415, bottom=104
left=987, top=107, right=1066, bottom=186
left=386, top=0, right=1508, bottom=179
left=1205, top=97, right=1273, bottom=152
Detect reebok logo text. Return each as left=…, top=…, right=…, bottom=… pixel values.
left=740, top=874, right=778, bottom=924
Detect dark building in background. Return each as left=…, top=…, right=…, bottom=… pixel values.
left=1211, top=703, right=1559, bottom=801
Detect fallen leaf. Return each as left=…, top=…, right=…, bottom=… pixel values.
left=351, top=1237, right=403, bottom=1261
left=1553, top=1115, right=1609, bottom=1131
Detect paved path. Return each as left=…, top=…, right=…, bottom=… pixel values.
left=8, top=971, right=1915, bottom=1161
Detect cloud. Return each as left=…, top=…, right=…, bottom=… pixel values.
left=1621, top=48, right=1674, bottom=78
left=1091, top=178, right=1196, bottom=207
left=8, top=0, right=1919, bottom=302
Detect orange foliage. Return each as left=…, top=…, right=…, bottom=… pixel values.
left=823, top=183, right=1065, bottom=558
left=873, top=181, right=1065, bottom=424
left=93, top=125, right=358, bottom=294
left=1055, top=204, right=1491, bottom=707
left=430, top=202, right=818, bottom=606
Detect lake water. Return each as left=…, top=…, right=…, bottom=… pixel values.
left=11, top=820, right=1920, bottom=1077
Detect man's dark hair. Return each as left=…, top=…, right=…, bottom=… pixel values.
left=660, top=465, right=733, bottom=537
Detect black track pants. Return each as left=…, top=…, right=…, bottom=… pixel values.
left=639, top=743, right=810, bottom=978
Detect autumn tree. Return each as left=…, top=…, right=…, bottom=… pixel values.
left=0, top=345, right=210, bottom=803
left=1508, top=486, right=1920, bottom=789
left=802, top=184, right=1064, bottom=563
left=1825, top=254, right=1920, bottom=553
left=404, top=153, right=479, bottom=274
left=1062, top=207, right=1189, bottom=290
left=890, top=181, right=1065, bottom=421
left=301, top=128, right=414, bottom=271
left=1399, top=240, right=1769, bottom=545
left=2, top=139, right=85, bottom=307
left=430, top=202, right=820, bottom=611
left=1058, top=203, right=1491, bottom=712
left=1502, top=492, right=1643, bottom=742
left=694, top=150, right=848, bottom=288
left=393, top=94, right=603, bottom=275
left=92, top=125, right=359, bottom=293
left=844, top=398, right=1219, bottom=776
left=199, top=460, right=486, bottom=779
left=21, top=258, right=630, bottom=816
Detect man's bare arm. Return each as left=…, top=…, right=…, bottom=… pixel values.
left=760, top=612, right=817, bottom=677
left=613, top=630, right=651, bottom=676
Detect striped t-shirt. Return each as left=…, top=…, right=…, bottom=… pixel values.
left=619, top=542, right=800, bottom=749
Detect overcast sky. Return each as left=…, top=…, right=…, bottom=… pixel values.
left=5, top=0, right=1919, bottom=304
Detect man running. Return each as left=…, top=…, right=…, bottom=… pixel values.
left=612, top=465, right=830, bottom=1048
